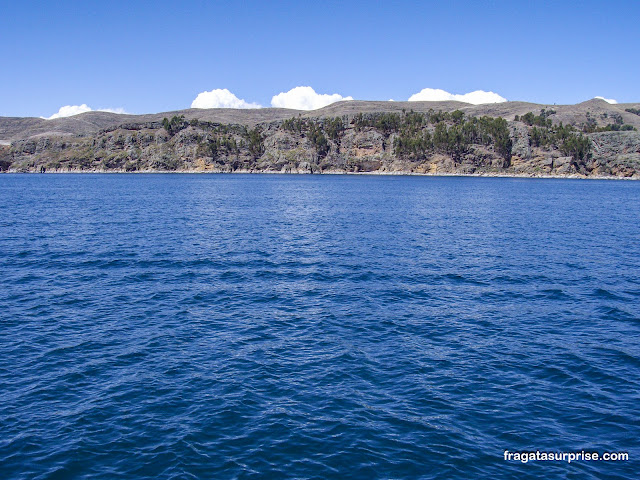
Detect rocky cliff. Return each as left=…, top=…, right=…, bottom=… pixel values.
left=2, top=100, right=639, bottom=178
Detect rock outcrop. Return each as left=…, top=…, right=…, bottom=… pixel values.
left=2, top=102, right=640, bottom=178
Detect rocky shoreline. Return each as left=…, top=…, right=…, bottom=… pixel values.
left=4, top=168, right=637, bottom=180
left=2, top=100, right=639, bottom=179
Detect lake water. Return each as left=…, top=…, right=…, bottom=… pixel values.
left=1, top=174, right=639, bottom=479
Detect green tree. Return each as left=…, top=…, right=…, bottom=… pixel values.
left=560, top=134, right=591, bottom=161
left=248, top=128, right=265, bottom=158
left=162, top=115, right=186, bottom=135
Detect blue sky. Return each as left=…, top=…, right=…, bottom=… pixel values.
left=1, top=0, right=638, bottom=117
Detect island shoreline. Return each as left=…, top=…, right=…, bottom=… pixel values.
left=3, top=169, right=638, bottom=180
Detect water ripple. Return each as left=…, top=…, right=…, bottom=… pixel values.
left=0, top=174, right=639, bottom=479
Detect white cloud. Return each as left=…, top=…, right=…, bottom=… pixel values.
left=99, top=107, right=127, bottom=114
left=595, top=96, right=618, bottom=104
left=44, top=104, right=92, bottom=119
left=43, top=104, right=127, bottom=119
left=270, top=86, right=353, bottom=110
left=191, top=88, right=261, bottom=109
left=408, top=88, right=507, bottom=105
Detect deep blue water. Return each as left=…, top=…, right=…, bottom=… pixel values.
left=0, top=174, right=639, bottom=480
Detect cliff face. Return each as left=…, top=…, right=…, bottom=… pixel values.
left=3, top=108, right=640, bottom=178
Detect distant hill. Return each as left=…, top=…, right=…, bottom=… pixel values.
left=2, top=99, right=639, bottom=178
left=2, top=99, right=639, bottom=143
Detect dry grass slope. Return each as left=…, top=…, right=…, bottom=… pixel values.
left=2, top=99, right=639, bottom=143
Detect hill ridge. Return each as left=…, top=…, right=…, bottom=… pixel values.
left=3, top=100, right=639, bottom=143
